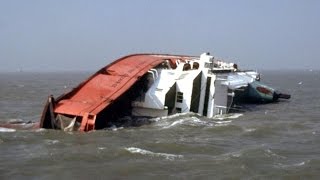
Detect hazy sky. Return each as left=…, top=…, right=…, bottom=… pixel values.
left=0, top=0, right=319, bottom=72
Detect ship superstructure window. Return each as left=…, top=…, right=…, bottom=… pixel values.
left=204, top=62, right=212, bottom=68
left=176, top=107, right=182, bottom=113
left=193, top=62, right=199, bottom=69
left=183, top=63, right=191, bottom=71
left=176, top=92, right=183, bottom=103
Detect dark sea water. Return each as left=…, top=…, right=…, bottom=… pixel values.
left=0, top=70, right=320, bottom=179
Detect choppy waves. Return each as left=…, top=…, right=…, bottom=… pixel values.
left=1, top=71, right=320, bottom=179
left=152, top=112, right=242, bottom=129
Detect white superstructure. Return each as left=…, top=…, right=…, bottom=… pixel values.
left=132, top=53, right=258, bottom=118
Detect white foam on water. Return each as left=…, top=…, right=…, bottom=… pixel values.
left=152, top=112, right=195, bottom=122
left=158, top=116, right=211, bottom=129
left=35, top=128, right=47, bottom=132
left=44, top=139, right=59, bottom=145
left=214, top=120, right=233, bottom=127
left=162, top=119, right=185, bottom=129
left=0, top=127, right=16, bottom=132
left=125, top=147, right=183, bottom=160
left=8, top=118, right=24, bottom=124
left=243, top=128, right=256, bottom=132
left=214, top=120, right=232, bottom=124
left=213, top=113, right=243, bottom=120
left=264, top=149, right=286, bottom=159
left=276, top=160, right=309, bottom=168
left=152, top=112, right=243, bottom=129
left=230, top=152, right=242, bottom=158
left=211, top=150, right=243, bottom=161
left=295, top=161, right=306, bottom=166
left=106, top=125, right=124, bottom=131
left=210, top=113, right=244, bottom=127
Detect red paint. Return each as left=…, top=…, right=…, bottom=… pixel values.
left=256, top=86, right=272, bottom=95
left=41, top=54, right=192, bottom=131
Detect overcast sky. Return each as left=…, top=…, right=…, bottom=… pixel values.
left=0, top=0, right=319, bottom=72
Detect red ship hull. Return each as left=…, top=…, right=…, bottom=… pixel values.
left=40, top=54, right=192, bottom=131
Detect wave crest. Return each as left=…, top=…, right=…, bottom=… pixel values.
left=125, top=147, right=183, bottom=160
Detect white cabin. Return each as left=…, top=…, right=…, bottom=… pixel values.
left=131, top=53, right=259, bottom=118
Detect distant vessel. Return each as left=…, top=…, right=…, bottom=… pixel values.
left=38, top=53, right=290, bottom=132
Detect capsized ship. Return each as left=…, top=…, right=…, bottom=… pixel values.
left=39, top=53, right=290, bottom=131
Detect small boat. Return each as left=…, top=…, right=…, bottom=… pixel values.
left=233, top=81, right=291, bottom=103
left=38, top=53, right=290, bottom=132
